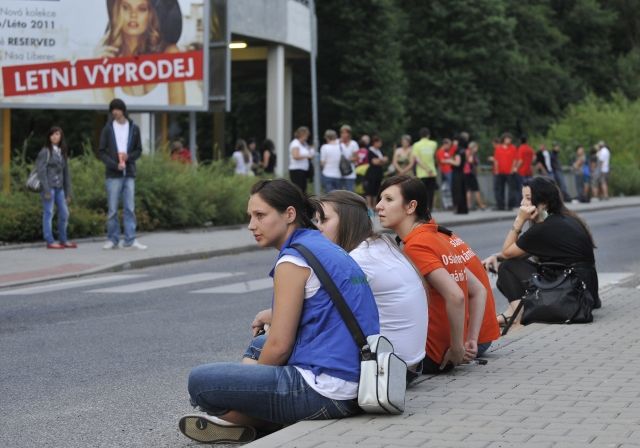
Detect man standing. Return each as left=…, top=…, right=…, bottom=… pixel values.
left=550, top=142, right=571, bottom=202
left=99, top=99, right=147, bottom=250
left=597, top=141, right=610, bottom=200
left=492, top=133, right=518, bottom=210
left=338, top=124, right=359, bottom=191
left=412, top=127, right=438, bottom=211
left=516, top=135, right=535, bottom=204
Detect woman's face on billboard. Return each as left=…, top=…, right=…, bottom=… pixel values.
left=119, top=0, right=151, bottom=37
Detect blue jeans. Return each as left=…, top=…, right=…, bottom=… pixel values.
left=341, top=178, right=355, bottom=192
left=477, top=342, right=492, bottom=357
left=188, top=362, right=361, bottom=425
left=41, top=188, right=69, bottom=244
left=106, top=177, right=136, bottom=245
left=322, top=176, right=342, bottom=193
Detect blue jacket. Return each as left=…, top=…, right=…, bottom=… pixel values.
left=274, top=228, right=380, bottom=382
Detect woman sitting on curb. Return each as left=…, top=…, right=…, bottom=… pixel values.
left=179, top=179, right=379, bottom=445
left=483, top=176, right=599, bottom=329
left=376, top=175, right=487, bottom=374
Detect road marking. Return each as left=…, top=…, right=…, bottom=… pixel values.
left=0, top=274, right=147, bottom=296
left=87, top=273, right=240, bottom=293
left=191, top=278, right=273, bottom=294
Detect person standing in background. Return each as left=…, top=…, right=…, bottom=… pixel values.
left=261, top=139, right=277, bottom=175
left=232, top=139, right=254, bottom=176
left=572, top=146, right=587, bottom=202
left=338, top=125, right=359, bottom=191
left=464, top=141, right=486, bottom=211
left=412, top=127, right=438, bottom=211
left=319, top=129, right=342, bottom=192
left=597, top=141, right=611, bottom=200
left=550, top=142, right=571, bottom=202
left=392, top=134, right=415, bottom=177
left=492, top=133, right=518, bottom=210
left=288, top=126, right=314, bottom=193
left=516, top=136, right=534, bottom=203
left=589, top=146, right=600, bottom=200
left=449, top=132, right=469, bottom=214
left=435, top=139, right=454, bottom=210
left=36, top=126, right=77, bottom=250
left=98, top=98, right=146, bottom=250
left=364, top=135, right=389, bottom=213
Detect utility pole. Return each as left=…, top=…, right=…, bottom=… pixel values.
left=309, top=0, right=321, bottom=196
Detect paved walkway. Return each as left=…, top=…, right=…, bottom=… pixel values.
left=1, top=197, right=638, bottom=289
left=248, top=276, right=640, bottom=448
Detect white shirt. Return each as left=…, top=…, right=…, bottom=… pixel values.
left=232, top=151, right=253, bottom=175
left=338, top=140, right=358, bottom=179
left=113, top=120, right=130, bottom=154
left=598, top=146, right=610, bottom=173
left=320, top=141, right=342, bottom=178
left=275, top=255, right=358, bottom=400
left=350, top=238, right=428, bottom=366
left=288, top=139, right=312, bottom=171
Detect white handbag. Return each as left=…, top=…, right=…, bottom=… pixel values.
left=292, top=243, right=407, bottom=415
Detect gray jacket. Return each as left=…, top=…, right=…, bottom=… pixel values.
left=36, top=147, right=72, bottom=197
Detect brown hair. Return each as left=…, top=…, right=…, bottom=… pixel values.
left=379, top=175, right=432, bottom=222
left=103, top=0, right=164, bottom=55
left=250, top=179, right=318, bottom=230
left=45, top=126, right=69, bottom=159
left=318, top=190, right=373, bottom=252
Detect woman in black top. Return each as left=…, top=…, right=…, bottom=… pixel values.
left=35, top=126, right=77, bottom=249
left=261, top=139, right=277, bottom=174
left=448, top=132, right=469, bottom=214
left=483, top=177, right=599, bottom=327
left=364, top=135, right=388, bottom=212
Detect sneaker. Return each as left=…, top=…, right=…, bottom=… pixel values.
left=103, top=240, right=118, bottom=250
left=122, top=240, right=147, bottom=250
left=46, top=243, right=65, bottom=249
left=178, top=414, right=256, bottom=444
left=62, top=241, right=78, bottom=249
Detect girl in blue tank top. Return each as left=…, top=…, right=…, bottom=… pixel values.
left=179, top=179, right=379, bottom=445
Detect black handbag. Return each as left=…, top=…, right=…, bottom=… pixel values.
left=502, top=263, right=594, bottom=335
left=339, top=144, right=353, bottom=176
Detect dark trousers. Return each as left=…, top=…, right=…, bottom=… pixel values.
left=451, top=171, right=468, bottom=214
left=422, top=354, right=454, bottom=374
left=496, top=258, right=538, bottom=302
left=494, top=174, right=519, bottom=210
left=289, top=169, right=308, bottom=194
left=420, top=177, right=437, bottom=212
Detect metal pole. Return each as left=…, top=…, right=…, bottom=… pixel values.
left=2, top=109, right=11, bottom=194
left=189, top=111, right=197, bottom=164
left=309, top=0, right=321, bottom=196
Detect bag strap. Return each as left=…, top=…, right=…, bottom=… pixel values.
left=501, top=301, right=524, bottom=336
left=291, top=242, right=373, bottom=361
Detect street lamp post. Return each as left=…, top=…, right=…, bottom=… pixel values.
left=309, top=0, right=321, bottom=196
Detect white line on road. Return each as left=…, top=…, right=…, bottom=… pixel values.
left=598, top=272, right=633, bottom=288
left=0, top=274, right=148, bottom=296
left=87, top=273, right=240, bottom=293
left=191, top=278, right=273, bottom=294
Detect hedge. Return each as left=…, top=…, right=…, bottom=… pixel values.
left=0, top=153, right=257, bottom=243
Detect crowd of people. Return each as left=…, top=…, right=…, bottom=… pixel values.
left=178, top=169, right=600, bottom=444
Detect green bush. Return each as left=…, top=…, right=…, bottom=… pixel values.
left=0, top=152, right=256, bottom=242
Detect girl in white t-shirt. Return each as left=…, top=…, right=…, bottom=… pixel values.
left=317, top=190, right=428, bottom=381
left=232, top=139, right=254, bottom=176
left=288, top=126, right=314, bottom=193
left=319, top=129, right=342, bottom=192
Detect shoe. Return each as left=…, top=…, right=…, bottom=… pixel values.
left=178, top=414, right=256, bottom=444
left=497, top=313, right=509, bottom=328
left=62, top=242, right=78, bottom=249
left=46, top=243, right=65, bottom=249
left=103, top=241, right=118, bottom=250
left=122, top=240, right=147, bottom=250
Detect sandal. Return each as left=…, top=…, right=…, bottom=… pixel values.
left=497, top=313, right=510, bottom=327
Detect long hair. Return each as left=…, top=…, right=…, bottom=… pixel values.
left=379, top=175, right=432, bottom=223
left=45, top=126, right=68, bottom=159
left=250, top=179, right=318, bottom=230
left=318, top=190, right=374, bottom=252
left=103, top=0, right=164, bottom=55
left=525, top=177, right=596, bottom=248
left=235, top=139, right=251, bottom=164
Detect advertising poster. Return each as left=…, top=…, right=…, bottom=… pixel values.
left=0, top=0, right=208, bottom=111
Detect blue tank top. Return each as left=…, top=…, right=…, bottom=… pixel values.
left=273, top=228, right=380, bottom=382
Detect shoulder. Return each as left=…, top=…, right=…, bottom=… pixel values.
left=164, top=44, right=180, bottom=54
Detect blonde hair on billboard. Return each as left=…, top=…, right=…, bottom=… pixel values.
left=104, top=0, right=164, bottom=56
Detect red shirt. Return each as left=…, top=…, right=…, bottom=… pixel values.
left=517, top=144, right=534, bottom=177
left=436, top=147, right=453, bottom=174
left=493, top=144, right=517, bottom=175
left=403, top=223, right=469, bottom=364
left=444, top=232, right=500, bottom=344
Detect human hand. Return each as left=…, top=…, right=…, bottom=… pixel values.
left=464, top=340, right=478, bottom=362
left=482, top=255, right=499, bottom=274
left=517, top=205, right=537, bottom=222
left=66, top=197, right=72, bottom=205
left=440, top=343, right=466, bottom=370
left=44, top=192, right=52, bottom=200
left=118, top=162, right=126, bottom=171
left=251, top=308, right=273, bottom=336
left=94, top=44, right=119, bottom=59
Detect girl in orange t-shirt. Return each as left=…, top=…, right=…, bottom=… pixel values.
left=377, top=175, right=487, bottom=374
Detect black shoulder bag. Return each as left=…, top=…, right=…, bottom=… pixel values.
left=339, top=143, right=353, bottom=176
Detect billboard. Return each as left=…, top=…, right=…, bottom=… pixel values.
left=0, top=0, right=209, bottom=111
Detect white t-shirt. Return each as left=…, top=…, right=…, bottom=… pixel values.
left=320, top=141, right=342, bottom=178
left=598, top=147, right=610, bottom=173
left=350, top=238, right=428, bottom=366
left=338, top=140, right=358, bottom=179
left=113, top=120, right=130, bottom=154
left=288, top=139, right=312, bottom=171
left=232, top=151, right=253, bottom=175
left=275, top=255, right=358, bottom=401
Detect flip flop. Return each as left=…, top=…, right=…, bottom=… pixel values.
left=178, top=414, right=256, bottom=444
left=497, top=313, right=509, bottom=327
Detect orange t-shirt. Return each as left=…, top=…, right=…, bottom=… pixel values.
left=493, top=144, right=517, bottom=174
left=445, top=233, right=501, bottom=344
left=403, top=223, right=469, bottom=364
left=436, top=147, right=453, bottom=175
left=517, top=144, right=535, bottom=177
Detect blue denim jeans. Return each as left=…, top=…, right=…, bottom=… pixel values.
left=477, top=342, right=492, bottom=357
left=341, top=178, right=355, bottom=192
left=41, top=188, right=68, bottom=244
left=105, top=177, right=136, bottom=245
left=243, top=334, right=267, bottom=361
left=188, top=362, right=361, bottom=425
left=322, top=176, right=342, bottom=193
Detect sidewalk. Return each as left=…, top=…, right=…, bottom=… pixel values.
left=248, top=275, right=640, bottom=448
left=1, top=196, right=639, bottom=289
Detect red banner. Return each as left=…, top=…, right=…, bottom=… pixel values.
left=2, top=50, right=203, bottom=97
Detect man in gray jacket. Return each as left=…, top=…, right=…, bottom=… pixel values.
left=98, top=99, right=146, bottom=250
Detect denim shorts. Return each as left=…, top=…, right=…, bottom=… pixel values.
left=243, top=334, right=267, bottom=361
left=188, top=362, right=361, bottom=425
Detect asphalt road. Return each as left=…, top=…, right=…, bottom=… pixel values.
left=1, top=207, right=638, bottom=448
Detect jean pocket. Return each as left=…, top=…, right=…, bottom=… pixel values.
left=331, top=399, right=360, bottom=418
left=302, top=406, right=331, bottom=421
